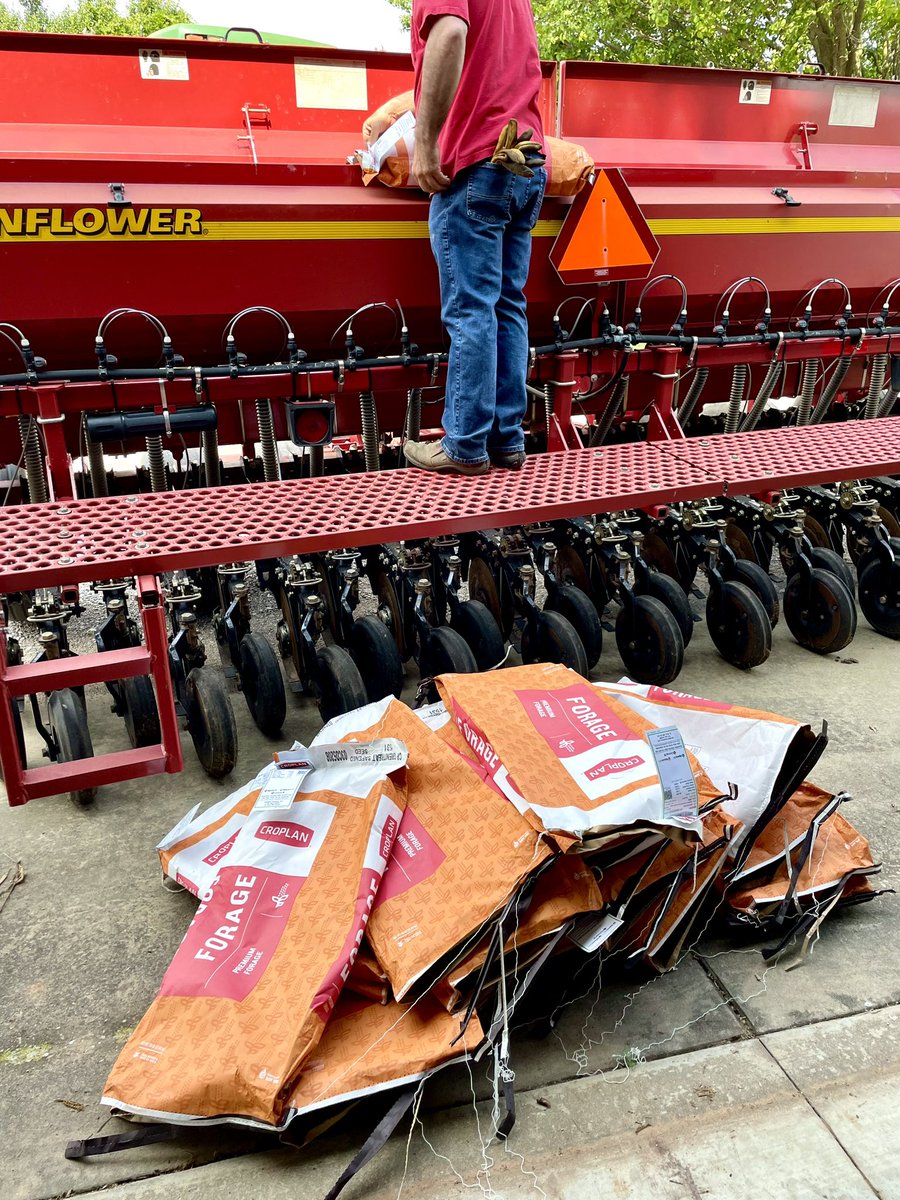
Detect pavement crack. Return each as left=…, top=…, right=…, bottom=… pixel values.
left=759, top=1040, right=885, bottom=1200
left=690, top=950, right=760, bottom=1039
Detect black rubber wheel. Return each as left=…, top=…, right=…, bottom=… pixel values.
left=727, top=558, right=780, bottom=628
left=787, top=546, right=855, bottom=598
left=374, top=568, right=410, bottom=661
left=315, top=644, right=368, bottom=723
left=348, top=614, right=405, bottom=701
left=545, top=584, right=603, bottom=668
left=615, top=594, right=684, bottom=685
left=450, top=599, right=506, bottom=671
left=856, top=537, right=900, bottom=581
left=783, top=568, right=857, bottom=654
left=706, top=580, right=772, bottom=669
left=239, top=632, right=287, bottom=737
left=857, top=554, right=900, bottom=638
left=185, top=667, right=238, bottom=779
left=635, top=569, right=694, bottom=648
left=467, top=555, right=512, bottom=638
left=120, top=675, right=162, bottom=748
left=47, top=688, right=96, bottom=807
left=419, top=625, right=478, bottom=677
left=522, top=609, right=589, bottom=676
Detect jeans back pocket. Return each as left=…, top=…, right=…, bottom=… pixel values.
left=466, top=163, right=514, bottom=225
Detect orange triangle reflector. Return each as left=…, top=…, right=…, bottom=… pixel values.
left=550, top=167, right=659, bottom=285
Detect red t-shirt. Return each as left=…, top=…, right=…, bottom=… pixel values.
left=411, top=0, right=544, bottom=180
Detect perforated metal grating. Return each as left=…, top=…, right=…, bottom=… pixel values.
left=0, top=443, right=713, bottom=591
left=667, top=418, right=900, bottom=496
left=2, top=420, right=900, bottom=592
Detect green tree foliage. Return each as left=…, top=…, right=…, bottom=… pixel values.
left=0, top=0, right=192, bottom=36
left=388, top=0, right=900, bottom=78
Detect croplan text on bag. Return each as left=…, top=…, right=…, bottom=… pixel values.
left=104, top=742, right=407, bottom=1127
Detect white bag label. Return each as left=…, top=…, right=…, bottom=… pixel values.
left=646, top=726, right=699, bottom=822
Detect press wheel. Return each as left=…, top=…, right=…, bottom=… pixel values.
left=315, top=645, right=368, bottom=723
left=374, top=568, right=410, bottom=661
left=348, top=614, right=405, bottom=700
left=615, top=594, right=684, bottom=686
left=120, top=675, right=162, bottom=748
left=857, top=554, right=900, bottom=638
left=450, top=600, right=506, bottom=671
left=706, top=580, right=772, bottom=669
left=239, top=632, right=287, bottom=737
left=185, top=667, right=238, bottom=779
left=727, top=559, right=780, bottom=628
left=545, top=584, right=603, bottom=668
left=635, top=569, right=694, bottom=648
left=521, top=609, right=589, bottom=676
left=47, top=688, right=96, bottom=807
left=467, top=555, right=511, bottom=638
left=787, top=546, right=855, bottom=598
left=783, top=569, right=857, bottom=654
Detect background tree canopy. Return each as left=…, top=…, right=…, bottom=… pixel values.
left=0, top=0, right=192, bottom=36
left=389, top=0, right=900, bottom=78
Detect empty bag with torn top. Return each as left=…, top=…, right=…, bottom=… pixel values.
left=435, top=663, right=720, bottom=848
left=104, top=741, right=407, bottom=1127
left=314, top=697, right=557, bottom=999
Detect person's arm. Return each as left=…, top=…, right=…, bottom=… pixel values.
left=413, top=15, right=467, bottom=193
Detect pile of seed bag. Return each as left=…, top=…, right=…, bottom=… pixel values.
left=88, top=665, right=884, bottom=1193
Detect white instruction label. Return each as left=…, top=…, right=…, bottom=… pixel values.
left=295, top=59, right=368, bottom=110
left=360, top=110, right=416, bottom=173
left=738, top=79, right=772, bottom=105
left=829, top=85, right=879, bottom=128
left=254, top=739, right=407, bottom=811
left=255, top=750, right=314, bottom=811
left=569, top=912, right=624, bottom=953
left=646, top=726, right=699, bottom=822
left=138, top=50, right=189, bottom=81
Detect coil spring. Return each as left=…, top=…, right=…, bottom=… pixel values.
left=256, top=398, right=281, bottom=483
left=308, top=445, right=325, bottom=477
left=405, top=388, right=423, bottom=443
left=879, top=385, right=900, bottom=418
left=676, top=368, right=709, bottom=427
left=359, top=391, right=380, bottom=472
left=724, top=364, right=749, bottom=435
left=590, top=375, right=628, bottom=447
left=543, top=383, right=553, bottom=436
left=809, top=353, right=853, bottom=425
left=202, top=427, right=221, bottom=488
left=17, top=415, right=48, bottom=504
left=145, top=435, right=167, bottom=493
left=82, top=414, right=107, bottom=497
left=865, top=353, right=888, bottom=420
left=794, top=359, right=820, bottom=427
left=739, top=360, right=782, bottom=433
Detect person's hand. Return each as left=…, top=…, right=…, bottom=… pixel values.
left=364, top=115, right=391, bottom=144
left=413, top=138, right=451, bottom=194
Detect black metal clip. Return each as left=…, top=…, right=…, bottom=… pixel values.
left=772, top=187, right=801, bottom=207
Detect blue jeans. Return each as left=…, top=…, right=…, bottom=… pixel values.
left=429, top=162, right=547, bottom=465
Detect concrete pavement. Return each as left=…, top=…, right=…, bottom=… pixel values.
left=2, top=585, right=898, bottom=1200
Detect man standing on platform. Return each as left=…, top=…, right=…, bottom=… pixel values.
left=403, top=0, right=547, bottom=476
